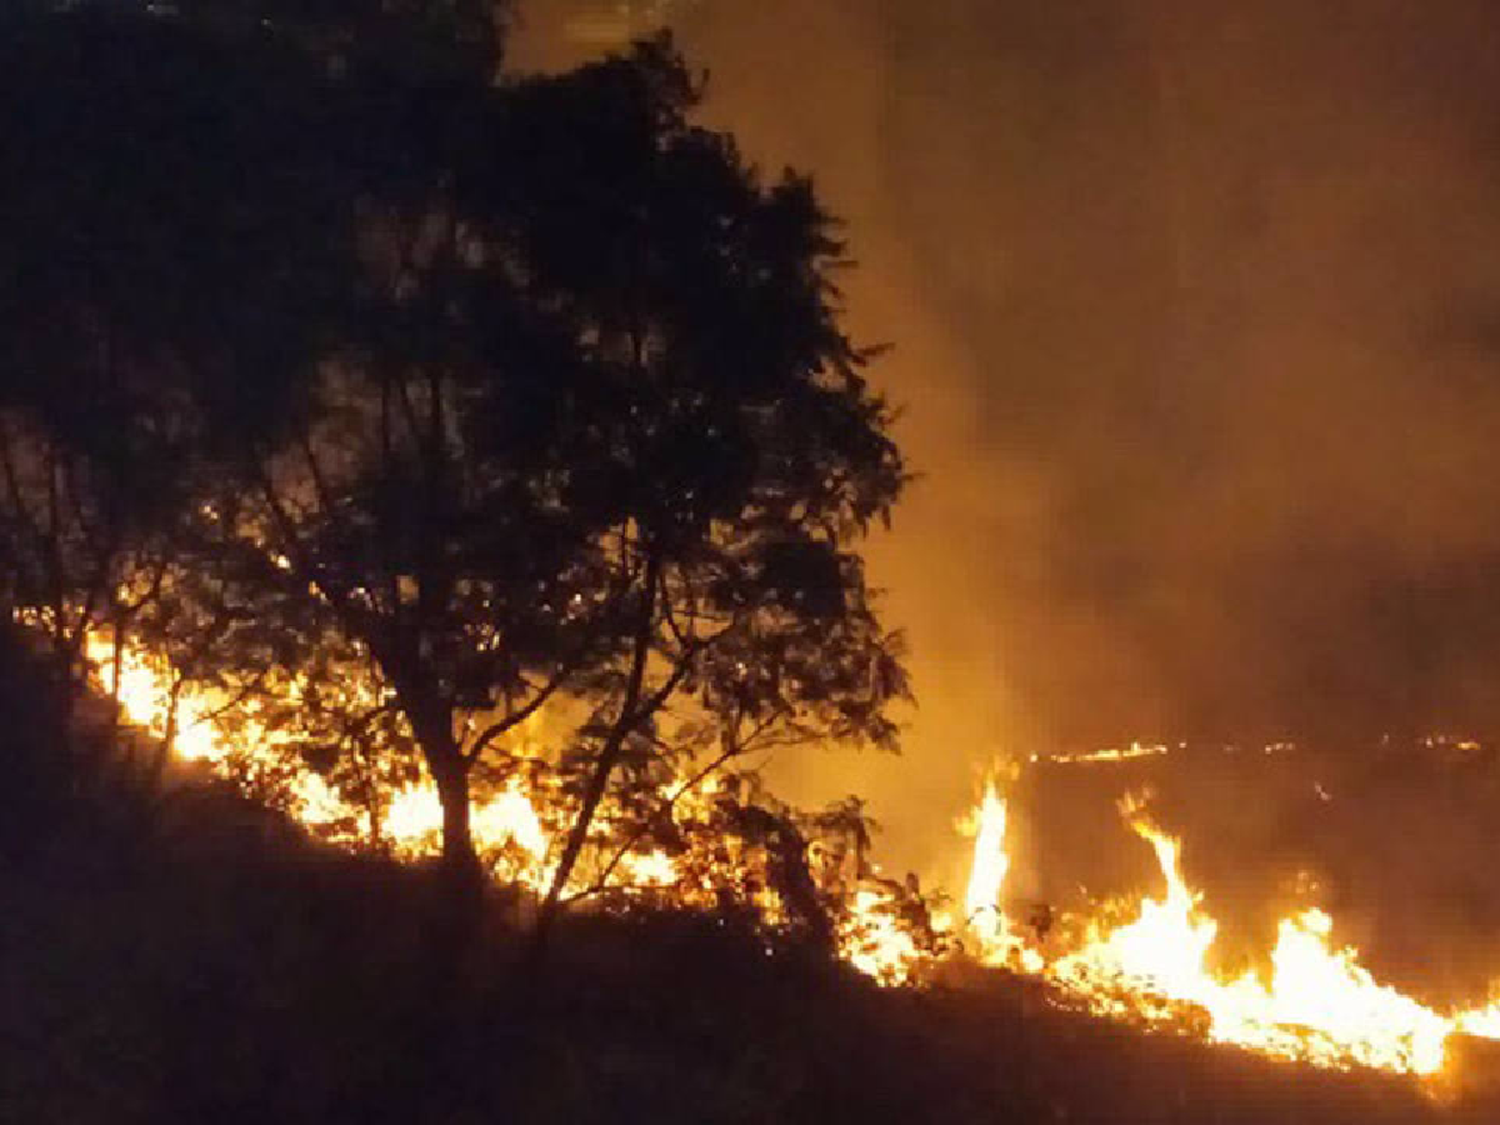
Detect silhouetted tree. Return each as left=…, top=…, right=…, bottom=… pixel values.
left=0, top=7, right=909, bottom=939
left=178, top=38, right=908, bottom=920
left=502, top=45, right=910, bottom=944
left=0, top=5, right=362, bottom=762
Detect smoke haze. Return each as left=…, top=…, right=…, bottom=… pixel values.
left=513, top=2, right=1500, bottom=893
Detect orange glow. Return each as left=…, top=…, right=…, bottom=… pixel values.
left=98, top=622, right=1500, bottom=1061
left=959, top=777, right=1043, bottom=973
left=1048, top=741, right=1171, bottom=765
left=84, top=630, right=930, bottom=984
left=838, top=887, right=923, bottom=984
left=963, top=779, right=1009, bottom=927
left=384, top=778, right=551, bottom=884
left=961, top=786, right=1500, bottom=1076
left=90, top=634, right=220, bottom=761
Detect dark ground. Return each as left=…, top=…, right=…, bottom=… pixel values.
left=4, top=634, right=1500, bottom=1123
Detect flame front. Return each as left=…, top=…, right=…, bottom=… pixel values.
left=92, top=626, right=1500, bottom=1075
left=966, top=787, right=1500, bottom=1076
left=90, top=633, right=555, bottom=872
left=86, top=631, right=933, bottom=984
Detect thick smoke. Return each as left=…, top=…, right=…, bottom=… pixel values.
left=512, top=2, right=1500, bottom=922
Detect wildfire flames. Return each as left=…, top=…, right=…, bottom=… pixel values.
left=963, top=780, right=1500, bottom=1077
left=86, top=633, right=927, bottom=985
left=84, top=632, right=1500, bottom=1078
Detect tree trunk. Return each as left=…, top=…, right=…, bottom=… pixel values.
left=49, top=641, right=79, bottom=762
left=431, top=752, right=477, bottom=877
left=391, top=675, right=474, bottom=875
left=530, top=727, right=627, bottom=960
left=394, top=677, right=481, bottom=887
left=529, top=552, right=661, bottom=968
left=416, top=712, right=484, bottom=976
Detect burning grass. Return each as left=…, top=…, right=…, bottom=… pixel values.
left=68, top=628, right=1500, bottom=1095
left=84, top=629, right=944, bottom=986
left=2, top=626, right=1497, bottom=1121
left=961, top=780, right=1500, bottom=1080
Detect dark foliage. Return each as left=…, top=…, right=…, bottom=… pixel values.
left=0, top=0, right=909, bottom=924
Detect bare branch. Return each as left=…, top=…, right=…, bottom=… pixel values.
left=464, top=662, right=572, bottom=766
left=298, top=431, right=346, bottom=540
left=569, top=736, right=758, bottom=904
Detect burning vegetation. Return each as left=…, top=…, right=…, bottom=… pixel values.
left=961, top=776, right=1500, bottom=1080
left=80, top=628, right=1500, bottom=1085
left=83, top=629, right=941, bottom=986
left=1, top=0, right=918, bottom=982
left=10, top=6, right=1500, bottom=1122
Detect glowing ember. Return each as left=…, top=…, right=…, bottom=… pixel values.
left=1049, top=742, right=1171, bottom=765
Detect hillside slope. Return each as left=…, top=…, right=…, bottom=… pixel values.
left=2, top=630, right=1493, bottom=1123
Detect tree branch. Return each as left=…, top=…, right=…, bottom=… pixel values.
left=464, top=663, right=571, bottom=766
left=533, top=550, right=662, bottom=942
left=568, top=733, right=759, bottom=904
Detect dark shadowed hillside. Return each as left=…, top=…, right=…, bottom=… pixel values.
left=5, top=625, right=1495, bottom=1124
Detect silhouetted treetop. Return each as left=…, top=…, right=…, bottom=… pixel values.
left=0, top=6, right=909, bottom=929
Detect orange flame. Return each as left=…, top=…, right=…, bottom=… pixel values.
left=959, top=778, right=1043, bottom=973
left=85, top=631, right=931, bottom=984
left=963, top=780, right=1009, bottom=928
left=963, top=785, right=1500, bottom=1076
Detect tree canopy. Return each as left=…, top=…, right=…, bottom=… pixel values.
left=0, top=2, right=910, bottom=943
